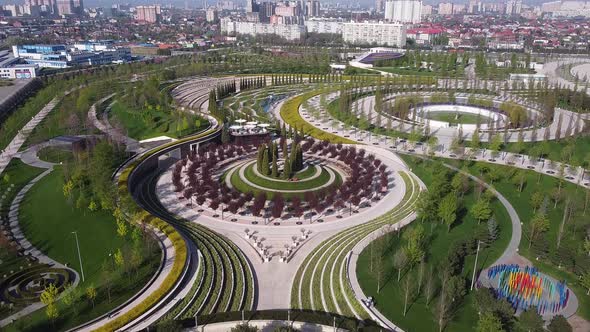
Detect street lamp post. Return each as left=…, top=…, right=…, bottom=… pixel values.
left=470, top=240, right=481, bottom=291
left=72, top=231, right=85, bottom=282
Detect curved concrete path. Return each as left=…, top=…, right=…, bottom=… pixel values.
left=0, top=143, right=80, bottom=328
left=88, top=94, right=141, bottom=153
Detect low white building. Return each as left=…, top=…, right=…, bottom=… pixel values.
left=0, top=50, right=37, bottom=79
left=304, top=18, right=344, bottom=34
left=221, top=19, right=306, bottom=40
left=342, top=21, right=407, bottom=47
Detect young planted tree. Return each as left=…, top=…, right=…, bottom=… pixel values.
left=425, top=266, right=436, bottom=307
left=547, top=315, right=572, bottom=332
left=528, top=213, right=550, bottom=248
left=517, top=308, right=544, bottom=332
left=438, top=193, right=458, bottom=232
left=271, top=194, right=285, bottom=219
left=403, top=274, right=415, bottom=316
left=86, top=284, right=97, bottom=308
left=530, top=191, right=544, bottom=213
left=471, top=198, right=492, bottom=224
left=476, top=312, right=505, bottom=332
left=393, top=250, right=408, bottom=282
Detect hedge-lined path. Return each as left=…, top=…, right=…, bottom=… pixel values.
left=87, top=94, right=141, bottom=153
left=132, top=170, right=255, bottom=320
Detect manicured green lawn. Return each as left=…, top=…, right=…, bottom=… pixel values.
left=229, top=162, right=342, bottom=199
left=356, top=155, right=512, bottom=332
left=7, top=167, right=161, bottom=331
left=446, top=159, right=590, bottom=320
left=243, top=163, right=330, bottom=190
left=426, top=111, right=492, bottom=125
left=109, top=101, right=209, bottom=140
left=19, top=168, right=126, bottom=282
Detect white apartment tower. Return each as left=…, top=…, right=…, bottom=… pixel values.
left=342, top=22, right=407, bottom=47
left=384, top=0, right=422, bottom=23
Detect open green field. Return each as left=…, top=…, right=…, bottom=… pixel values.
left=19, top=168, right=127, bottom=281
left=109, top=101, right=209, bottom=140
left=5, top=167, right=160, bottom=331
left=228, top=162, right=342, bottom=199
left=356, top=155, right=512, bottom=332
left=37, top=147, right=74, bottom=164
left=242, top=163, right=331, bottom=190
left=425, top=111, right=492, bottom=125
left=446, top=158, right=590, bottom=320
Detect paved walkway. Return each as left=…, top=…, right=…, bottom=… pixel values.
left=538, top=59, right=590, bottom=95
left=87, top=95, right=142, bottom=153
left=310, top=90, right=583, bottom=147
left=300, top=91, right=589, bottom=189
left=0, top=87, right=77, bottom=177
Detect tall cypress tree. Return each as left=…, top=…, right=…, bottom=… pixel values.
left=282, top=140, right=289, bottom=159
left=283, top=159, right=291, bottom=179
left=262, top=149, right=270, bottom=175
left=289, top=142, right=297, bottom=173
left=257, top=145, right=265, bottom=173
left=295, top=144, right=303, bottom=171
left=271, top=158, right=278, bottom=178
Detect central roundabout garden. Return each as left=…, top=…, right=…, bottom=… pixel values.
left=171, top=137, right=390, bottom=225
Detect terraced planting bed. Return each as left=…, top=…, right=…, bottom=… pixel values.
left=227, top=159, right=343, bottom=199
left=136, top=171, right=255, bottom=322
left=290, top=172, right=422, bottom=319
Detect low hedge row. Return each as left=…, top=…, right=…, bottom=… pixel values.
left=280, top=90, right=357, bottom=145
left=185, top=309, right=385, bottom=331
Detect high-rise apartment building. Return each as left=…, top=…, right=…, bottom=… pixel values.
left=342, top=22, right=407, bottom=47
left=505, top=0, right=522, bottom=15
left=206, top=7, right=218, bottom=22
left=376, top=0, right=385, bottom=13
left=384, top=0, right=422, bottom=24
left=438, top=2, right=453, bottom=15
left=56, top=0, right=73, bottom=15
left=135, top=5, right=161, bottom=23
left=304, top=0, right=320, bottom=17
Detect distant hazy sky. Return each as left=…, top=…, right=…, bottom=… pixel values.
left=1, top=0, right=545, bottom=10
